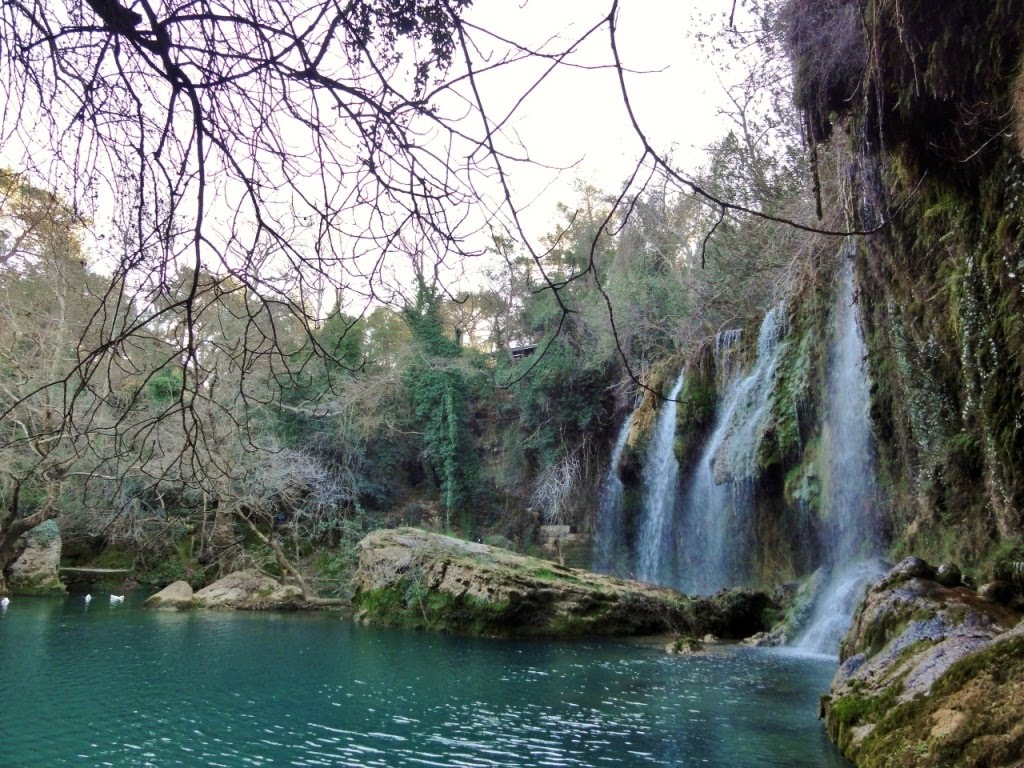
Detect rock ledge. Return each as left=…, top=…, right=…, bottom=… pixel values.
left=822, top=557, right=1024, bottom=767
left=351, top=528, right=776, bottom=639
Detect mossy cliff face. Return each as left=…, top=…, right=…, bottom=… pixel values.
left=786, top=0, right=1024, bottom=565
left=820, top=557, right=1024, bottom=767
left=351, top=528, right=777, bottom=638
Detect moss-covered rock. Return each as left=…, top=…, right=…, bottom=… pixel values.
left=8, top=520, right=65, bottom=595
left=351, top=528, right=778, bottom=638
left=821, top=557, right=1024, bottom=765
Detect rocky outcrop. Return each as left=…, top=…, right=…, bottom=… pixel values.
left=192, top=570, right=303, bottom=611
left=352, top=528, right=777, bottom=638
left=821, top=557, right=1024, bottom=767
left=144, top=580, right=195, bottom=609
left=8, top=520, right=64, bottom=594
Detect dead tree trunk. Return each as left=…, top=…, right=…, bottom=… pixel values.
left=231, top=508, right=347, bottom=606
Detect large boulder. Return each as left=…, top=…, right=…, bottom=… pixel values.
left=144, top=580, right=195, bottom=610
left=821, top=557, right=1024, bottom=767
left=8, top=520, right=65, bottom=594
left=351, top=528, right=777, bottom=638
left=193, top=570, right=303, bottom=611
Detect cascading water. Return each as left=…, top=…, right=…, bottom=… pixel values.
left=676, top=306, right=786, bottom=595
left=796, top=247, right=886, bottom=656
left=634, top=370, right=686, bottom=585
left=593, top=407, right=637, bottom=576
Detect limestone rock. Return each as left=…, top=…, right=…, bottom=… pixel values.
left=742, top=625, right=787, bottom=647
left=821, top=557, right=1024, bottom=767
left=352, top=528, right=777, bottom=639
left=193, top=569, right=303, bottom=611
left=8, top=520, right=65, bottom=594
left=144, top=580, right=194, bottom=610
left=881, top=555, right=936, bottom=586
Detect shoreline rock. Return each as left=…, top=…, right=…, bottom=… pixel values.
left=821, top=557, right=1024, bottom=767
left=141, top=570, right=306, bottom=611
left=193, top=569, right=304, bottom=610
left=144, top=580, right=194, bottom=610
left=9, top=520, right=65, bottom=595
left=351, top=527, right=777, bottom=639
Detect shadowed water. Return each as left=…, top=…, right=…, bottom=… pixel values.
left=0, top=596, right=850, bottom=767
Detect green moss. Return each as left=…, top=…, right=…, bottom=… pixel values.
left=531, top=567, right=584, bottom=585
left=784, top=437, right=822, bottom=514
left=843, top=636, right=1024, bottom=768
left=354, top=584, right=513, bottom=635
left=92, top=547, right=134, bottom=570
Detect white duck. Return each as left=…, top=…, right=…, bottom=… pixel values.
left=109, top=594, right=125, bottom=604
left=84, top=594, right=92, bottom=604
left=1, top=596, right=9, bottom=608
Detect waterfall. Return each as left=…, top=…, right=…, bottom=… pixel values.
left=676, top=306, right=786, bottom=595
left=796, top=249, right=885, bottom=656
left=593, top=406, right=637, bottom=576
left=634, top=370, right=686, bottom=585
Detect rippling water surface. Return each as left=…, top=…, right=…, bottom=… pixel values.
left=0, top=596, right=849, bottom=767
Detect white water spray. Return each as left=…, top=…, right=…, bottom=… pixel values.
left=677, top=306, right=786, bottom=594
left=593, top=406, right=637, bottom=575
left=635, top=370, right=686, bottom=585
left=797, top=249, right=885, bottom=655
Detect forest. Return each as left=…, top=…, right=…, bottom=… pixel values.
left=2, top=0, right=1018, bottom=602
left=2, top=1, right=1024, bottom=764
left=0, top=0, right=832, bottom=598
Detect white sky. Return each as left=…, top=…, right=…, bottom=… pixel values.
left=463, top=0, right=734, bottom=239
left=1, top=0, right=747, bottom=306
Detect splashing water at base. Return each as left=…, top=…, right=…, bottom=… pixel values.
left=795, top=248, right=885, bottom=655
left=795, top=560, right=886, bottom=656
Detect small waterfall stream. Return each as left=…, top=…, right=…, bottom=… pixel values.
left=797, top=250, right=885, bottom=655
left=677, top=306, right=786, bottom=595
left=635, top=370, right=686, bottom=585
left=593, top=406, right=637, bottom=575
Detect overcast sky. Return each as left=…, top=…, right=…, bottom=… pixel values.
left=463, top=0, right=736, bottom=238
left=0, top=0, right=749, bottom=304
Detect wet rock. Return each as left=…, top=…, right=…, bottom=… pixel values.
left=979, top=580, right=1015, bottom=605
left=881, top=556, right=936, bottom=586
left=666, top=636, right=704, bottom=655
left=742, top=625, right=787, bottom=647
left=935, top=562, right=962, bottom=588
left=821, top=557, right=1024, bottom=767
left=144, top=580, right=194, bottom=610
left=352, top=528, right=778, bottom=639
left=8, top=520, right=64, bottom=594
left=193, top=570, right=303, bottom=611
